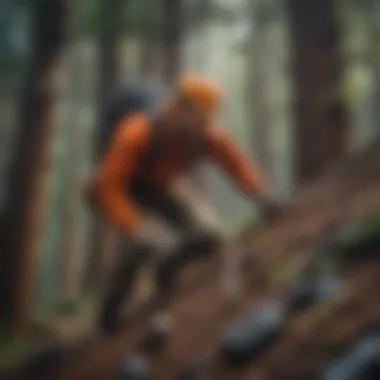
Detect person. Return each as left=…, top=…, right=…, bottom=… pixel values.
left=88, top=75, right=279, bottom=334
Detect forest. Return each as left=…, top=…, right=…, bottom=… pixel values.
left=0, top=0, right=380, bottom=379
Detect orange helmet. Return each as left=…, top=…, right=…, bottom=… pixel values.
left=177, top=74, right=222, bottom=111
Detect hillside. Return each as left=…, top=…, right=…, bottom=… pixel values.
left=12, top=139, right=380, bottom=380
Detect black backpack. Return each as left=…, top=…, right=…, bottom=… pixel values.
left=94, top=81, right=169, bottom=160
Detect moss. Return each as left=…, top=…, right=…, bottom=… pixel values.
left=0, top=320, right=28, bottom=369
left=324, top=337, right=352, bottom=358
left=327, top=210, right=380, bottom=269
left=336, top=210, right=380, bottom=245
left=268, top=258, right=305, bottom=287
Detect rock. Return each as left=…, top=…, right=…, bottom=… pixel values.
left=286, top=275, right=340, bottom=314
left=315, top=275, right=340, bottom=300
left=143, top=312, right=173, bottom=354
left=17, top=341, right=71, bottom=379
left=117, top=354, right=151, bottom=380
left=323, top=333, right=380, bottom=380
left=286, top=281, right=317, bottom=314
left=220, top=302, right=284, bottom=368
left=178, top=357, right=209, bottom=380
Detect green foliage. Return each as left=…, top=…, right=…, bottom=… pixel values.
left=253, top=0, right=281, bottom=29
left=231, top=38, right=250, bottom=55
left=75, top=0, right=164, bottom=38
left=74, top=0, right=238, bottom=39
left=121, top=1, right=163, bottom=37
left=0, top=319, right=26, bottom=368
left=74, top=0, right=100, bottom=37
left=186, top=0, right=239, bottom=27
left=186, top=0, right=214, bottom=24
left=335, top=210, right=380, bottom=246
left=346, top=0, right=377, bottom=11
left=230, top=0, right=282, bottom=55
left=330, top=210, right=380, bottom=268
left=357, top=210, right=380, bottom=236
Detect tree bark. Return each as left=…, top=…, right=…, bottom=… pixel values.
left=287, top=0, right=349, bottom=185
left=161, top=0, right=184, bottom=85
left=368, top=5, right=380, bottom=143
left=247, top=1, right=275, bottom=189
left=0, top=0, right=71, bottom=333
left=84, top=0, right=124, bottom=293
left=139, top=0, right=163, bottom=80
left=140, top=38, right=163, bottom=80
left=60, top=48, right=86, bottom=300
left=98, top=18, right=122, bottom=106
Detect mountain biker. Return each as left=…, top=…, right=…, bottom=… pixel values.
left=89, top=74, right=278, bottom=334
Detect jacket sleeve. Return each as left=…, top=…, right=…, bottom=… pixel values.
left=96, top=115, right=149, bottom=231
left=207, top=127, right=265, bottom=195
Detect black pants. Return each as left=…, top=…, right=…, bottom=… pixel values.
left=98, top=181, right=221, bottom=334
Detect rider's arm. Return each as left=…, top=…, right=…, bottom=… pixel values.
left=207, top=127, right=265, bottom=196
left=96, top=114, right=150, bottom=231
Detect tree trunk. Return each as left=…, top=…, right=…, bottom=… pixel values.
left=368, top=6, right=380, bottom=143
left=248, top=1, right=275, bottom=189
left=139, top=0, right=163, bottom=80
left=84, top=0, right=124, bottom=293
left=98, top=19, right=122, bottom=106
left=140, top=38, right=163, bottom=80
left=161, top=0, right=184, bottom=85
left=0, top=0, right=71, bottom=333
left=60, top=47, right=86, bottom=300
left=0, top=79, right=16, bottom=211
left=287, top=0, right=349, bottom=185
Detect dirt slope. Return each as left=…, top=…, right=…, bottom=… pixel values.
left=45, top=140, right=380, bottom=380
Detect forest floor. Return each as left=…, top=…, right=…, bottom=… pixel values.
left=6, top=141, right=380, bottom=380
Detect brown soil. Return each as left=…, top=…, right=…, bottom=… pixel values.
left=29, top=141, right=380, bottom=379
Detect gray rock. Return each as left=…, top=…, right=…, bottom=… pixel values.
left=178, top=358, right=210, bottom=380
left=117, top=354, right=151, bottom=380
left=16, top=341, right=71, bottom=379
left=144, top=312, right=173, bottom=354
left=322, top=333, right=380, bottom=380
left=220, top=302, right=284, bottom=367
left=286, top=275, right=340, bottom=314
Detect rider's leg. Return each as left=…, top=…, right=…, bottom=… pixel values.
left=137, top=178, right=223, bottom=294
left=98, top=182, right=179, bottom=334
left=98, top=237, right=154, bottom=334
left=98, top=178, right=221, bottom=324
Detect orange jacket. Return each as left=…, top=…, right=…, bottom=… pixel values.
left=95, top=113, right=264, bottom=231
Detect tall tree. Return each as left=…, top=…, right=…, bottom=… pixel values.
left=366, top=1, right=380, bottom=142
left=247, top=0, right=276, bottom=188
left=140, top=38, right=163, bottom=79
left=98, top=0, right=124, bottom=101
left=161, top=0, right=184, bottom=84
left=60, top=49, right=86, bottom=301
left=138, top=0, right=163, bottom=79
left=287, top=0, right=349, bottom=184
left=85, top=0, right=125, bottom=292
left=0, top=2, right=29, bottom=214
left=0, top=0, right=71, bottom=333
